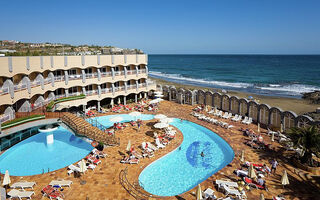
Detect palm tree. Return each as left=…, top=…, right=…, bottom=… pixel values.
left=287, top=125, right=320, bottom=166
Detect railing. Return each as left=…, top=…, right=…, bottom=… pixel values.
left=54, top=76, right=65, bottom=82
left=138, top=69, right=146, bottom=74
left=44, top=78, right=51, bottom=84
left=14, top=83, right=28, bottom=92
left=85, top=90, right=98, bottom=96
left=101, top=72, right=112, bottom=77
left=115, top=71, right=124, bottom=76
left=68, top=92, right=81, bottom=97
left=127, top=70, right=134, bottom=75
left=101, top=88, right=112, bottom=94
left=85, top=73, right=98, bottom=79
left=119, top=167, right=165, bottom=200
left=0, top=114, right=12, bottom=123
left=68, top=74, right=82, bottom=80
left=55, top=94, right=66, bottom=99
left=0, top=87, right=9, bottom=95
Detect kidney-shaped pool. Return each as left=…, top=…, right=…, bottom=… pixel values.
left=138, top=118, right=234, bottom=196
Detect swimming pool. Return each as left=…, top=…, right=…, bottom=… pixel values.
left=92, top=114, right=234, bottom=196
left=0, top=126, right=93, bottom=176
left=92, top=114, right=154, bottom=128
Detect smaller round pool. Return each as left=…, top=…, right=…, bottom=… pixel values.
left=0, top=126, right=93, bottom=176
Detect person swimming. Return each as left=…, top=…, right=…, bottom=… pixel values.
left=201, top=152, right=205, bottom=157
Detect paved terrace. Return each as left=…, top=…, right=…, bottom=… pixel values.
left=1, top=101, right=320, bottom=200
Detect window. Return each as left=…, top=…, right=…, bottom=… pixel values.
left=101, top=67, right=106, bottom=73
left=127, top=80, right=131, bottom=85
left=114, top=82, right=119, bottom=87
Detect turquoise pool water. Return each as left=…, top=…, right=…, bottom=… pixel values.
left=93, top=114, right=154, bottom=128
left=0, top=126, right=93, bottom=176
left=92, top=114, right=234, bottom=196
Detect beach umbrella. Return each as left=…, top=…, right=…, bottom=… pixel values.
left=2, top=170, right=11, bottom=186
left=129, top=111, right=141, bottom=121
left=109, top=116, right=123, bottom=123
left=280, top=123, right=284, bottom=133
left=196, top=184, right=203, bottom=200
left=110, top=99, right=114, bottom=107
left=154, top=114, right=167, bottom=120
left=79, top=159, right=87, bottom=173
left=154, top=122, right=169, bottom=129
left=258, top=123, right=261, bottom=133
left=154, top=91, right=162, bottom=95
left=281, top=170, right=289, bottom=187
left=117, top=98, right=121, bottom=105
left=271, top=132, right=275, bottom=142
left=126, top=140, right=131, bottom=152
left=240, top=150, right=245, bottom=162
left=248, top=164, right=257, bottom=179
left=139, top=93, right=142, bottom=99
left=160, top=118, right=174, bottom=124
left=260, top=193, right=265, bottom=200
left=149, top=99, right=159, bottom=104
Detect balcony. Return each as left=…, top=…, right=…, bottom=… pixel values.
left=101, top=72, right=112, bottom=77
left=85, top=90, right=98, bottom=96
left=101, top=88, right=112, bottom=94
left=68, top=74, right=82, bottom=80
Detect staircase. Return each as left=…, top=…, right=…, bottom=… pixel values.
left=61, top=113, right=120, bottom=146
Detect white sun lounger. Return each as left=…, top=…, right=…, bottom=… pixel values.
left=49, top=179, right=73, bottom=187
left=215, top=180, right=238, bottom=188
left=155, top=138, right=165, bottom=149
left=142, top=142, right=153, bottom=152
left=11, top=181, right=36, bottom=190
left=221, top=184, right=241, bottom=198
left=8, top=189, right=34, bottom=200
left=68, top=164, right=80, bottom=172
left=147, top=142, right=158, bottom=151
left=231, top=114, right=238, bottom=121
left=203, top=188, right=217, bottom=199
left=241, top=117, right=248, bottom=124
left=222, top=112, right=229, bottom=119
left=245, top=117, right=252, bottom=125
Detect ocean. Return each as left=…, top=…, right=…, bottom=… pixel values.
left=148, top=55, right=320, bottom=98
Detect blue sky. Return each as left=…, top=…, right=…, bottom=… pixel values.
left=1, top=0, right=320, bottom=54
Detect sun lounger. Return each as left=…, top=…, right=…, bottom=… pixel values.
left=142, top=142, right=153, bottom=152
left=11, top=181, right=36, bottom=190
left=8, top=189, right=34, bottom=200
left=0, top=187, right=6, bottom=200
left=221, top=184, right=241, bottom=198
left=155, top=138, right=165, bottom=149
left=146, top=142, right=158, bottom=151
left=49, top=179, right=73, bottom=187
left=68, top=164, right=80, bottom=172
left=92, top=149, right=108, bottom=158
left=245, top=117, right=252, bottom=125
left=234, top=169, right=248, bottom=177
left=120, top=157, right=139, bottom=164
left=231, top=114, right=238, bottom=121
left=243, top=177, right=265, bottom=190
left=215, top=179, right=238, bottom=188
left=222, top=112, right=229, bottom=119
left=241, top=117, right=248, bottom=124
left=203, top=188, right=217, bottom=199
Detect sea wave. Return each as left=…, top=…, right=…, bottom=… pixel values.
left=149, top=71, right=252, bottom=89
left=255, top=84, right=320, bottom=95
left=149, top=71, right=320, bottom=96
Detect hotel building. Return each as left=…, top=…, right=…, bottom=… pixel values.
left=0, top=54, right=156, bottom=123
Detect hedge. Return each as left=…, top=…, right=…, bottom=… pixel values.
left=46, top=94, right=86, bottom=111
left=1, top=115, right=45, bottom=129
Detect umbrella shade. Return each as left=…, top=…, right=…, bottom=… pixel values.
left=260, top=193, right=265, bottom=200
left=248, top=164, right=257, bottom=179
left=79, top=159, right=87, bottom=173
left=2, top=170, right=11, bottom=186
left=139, top=93, right=142, bottom=99
left=154, top=122, right=169, bottom=129
left=271, top=132, right=275, bottom=142
left=281, top=170, right=290, bottom=185
left=258, top=123, right=260, bottom=133
left=280, top=123, right=284, bottom=133
left=160, top=118, right=173, bottom=124
left=126, top=140, right=131, bottom=152
left=154, top=114, right=167, bottom=120
left=117, top=98, right=121, bottom=104
left=109, top=116, right=123, bottom=123
left=155, top=94, right=164, bottom=98
left=240, top=150, right=245, bottom=162
left=196, top=184, right=203, bottom=200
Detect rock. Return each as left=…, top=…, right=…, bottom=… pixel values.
left=302, top=90, right=320, bottom=104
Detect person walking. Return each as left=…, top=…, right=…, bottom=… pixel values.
left=271, top=159, right=278, bottom=174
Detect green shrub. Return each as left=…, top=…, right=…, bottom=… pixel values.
left=46, top=94, right=86, bottom=111
left=1, top=115, right=45, bottom=129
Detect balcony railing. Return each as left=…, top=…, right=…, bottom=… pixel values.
left=0, top=87, right=9, bottom=95
left=101, top=72, right=112, bottom=77
left=101, top=88, right=112, bottom=94
left=115, top=71, right=125, bottom=76
left=0, top=114, right=11, bottom=123
left=138, top=69, right=146, bottom=74
left=68, top=92, right=81, bottom=97
left=127, top=70, right=135, bottom=75
left=55, top=94, right=66, bottom=99
left=68, top=74, right=82, bottom=80
left=54, top=76, right=65, bottom=82
left=44, top=78, right=51, bottom=84
left=85, top=90, right=98, bottom=96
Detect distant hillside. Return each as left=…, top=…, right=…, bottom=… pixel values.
left=0, top=40, right=144, bottom=56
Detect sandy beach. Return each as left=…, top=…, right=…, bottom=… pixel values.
left=151, top=77, right=319, bottom=115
